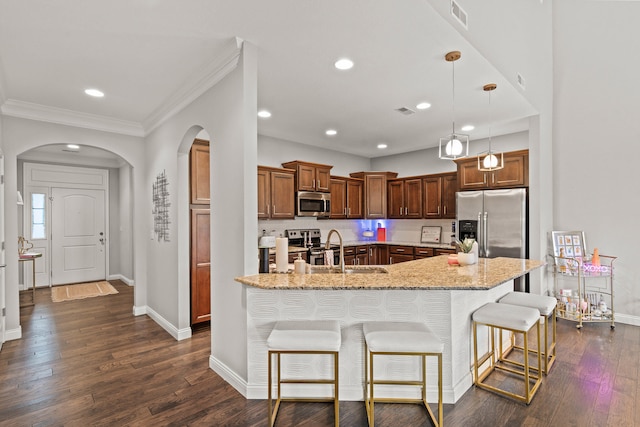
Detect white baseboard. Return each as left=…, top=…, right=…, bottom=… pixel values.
left=133, top=305, right=147, bottom=316
left=4, top=326, right=22, bottom=342
left=145, top=306, right=192, bottom=341
left=613, top=313, right=640, bottom=327
left=210, top=355, right=249, bottom=398
left=108, top=274, right=134, bottom=286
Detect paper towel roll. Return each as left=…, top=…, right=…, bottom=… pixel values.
left=275, top=237, right=289, bottom=273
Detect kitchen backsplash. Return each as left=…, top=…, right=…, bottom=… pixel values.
left=258, top=218, right=456, bottom=245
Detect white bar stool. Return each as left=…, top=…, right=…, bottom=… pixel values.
left=363, top=321, right=443, bottom=427
left=267, top=320, right=341, bottom=427
left=472, top=302, right=542, bottom=404
left=498, top=291, right=557, bottom=374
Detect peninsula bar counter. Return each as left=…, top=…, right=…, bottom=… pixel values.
left=235, top=256, right=545, bottom=403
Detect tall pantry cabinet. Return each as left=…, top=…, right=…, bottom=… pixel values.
left=190, top=139, right=211, bottom=325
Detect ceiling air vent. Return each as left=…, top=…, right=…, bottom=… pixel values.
left=517, top=73, right=526, bottom=90
left=451, top=0, right=468, bottom=29
left=395, top=107, right=416, bottom=116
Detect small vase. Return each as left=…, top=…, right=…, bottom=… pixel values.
left=457, top=252, right=476, bottom=266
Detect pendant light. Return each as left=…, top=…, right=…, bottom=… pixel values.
left=477, top=83, right=504, bottom=171
left=439, top=51, right=469, bottom=160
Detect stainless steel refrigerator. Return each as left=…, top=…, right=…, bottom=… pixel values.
left=456, top=188, right=528, bottom=289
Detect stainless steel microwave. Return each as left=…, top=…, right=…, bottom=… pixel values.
left=296, top=191, right=331, bottom=218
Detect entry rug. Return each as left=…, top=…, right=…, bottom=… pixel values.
left=52, top=281, right=119, bottom=302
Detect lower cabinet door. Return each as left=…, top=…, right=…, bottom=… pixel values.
left=191, top=208, right=211, bottom=324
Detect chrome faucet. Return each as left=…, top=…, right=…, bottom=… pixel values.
left=325, top=229, right=345, bottom=273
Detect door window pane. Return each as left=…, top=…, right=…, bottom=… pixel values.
left=31, top=193, right=46, bottom=239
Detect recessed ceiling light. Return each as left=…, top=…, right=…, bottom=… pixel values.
left=258, top=110, right=272, bottom=118
left=377, top=143, right=388, bottom=149
left=84, top=88, right=104, bottom=98
left=325, top=129, right=337, bottom=136
left=416, top=102, right=431, bottom=110
left=461, top=125, right=475, bottom=131
left=334, top=58, right=354, bottom=70
left=66, top=144, right=80, bottom=150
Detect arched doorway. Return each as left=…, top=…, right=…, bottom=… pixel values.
left=16, top=144, right=135, bottom=291
left=177, top=126, right=212, bottom=332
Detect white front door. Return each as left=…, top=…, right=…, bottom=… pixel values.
left=51, top=188, right=106, bottom=285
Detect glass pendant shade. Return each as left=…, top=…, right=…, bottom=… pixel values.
left=477, top=83, right=504, bottom=171
left=438, top=51, right=468, bottom=160
left=440, top=133, right=469, bottom=160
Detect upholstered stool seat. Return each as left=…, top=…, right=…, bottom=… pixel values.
left=499, top=291, right=557, bottom=374
left=267, top=320, right=341, bottom=427
left=363, top=321, right=443, bottom=427
left=472, top=302, right=542, bottom=404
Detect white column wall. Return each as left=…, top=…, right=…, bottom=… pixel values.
left=143, top=42, right=257, bottom=387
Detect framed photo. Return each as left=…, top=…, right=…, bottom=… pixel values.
left=420, top=226, right=441, bottom=244
left=550, top=230, right=587, bottom=263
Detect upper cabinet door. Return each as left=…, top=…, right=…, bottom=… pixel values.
left=441, top=173, right=457, bottom=218
left=456, top=150, right=528, bottom=191
left=315, top=167, right=332, bottom=192
left=387, top=180, right=404, bottom=219
left=364, top=174, right=387, bottom=219
left=491, top=153, right=528, bottom=188
left=330, top=178, right=347, bottom=218
left=270, top=171, right=295, bottom=219
left=258, top=166, right=295, bottom=219
left=296, top=164, right=317, bottom=191
left=404, top=178, right=423, bottom=218
left=281, top=161, right=334, bottom=192
left=257, top=168, right=270, bottom=219
left=346, top=179, right=363, bottom=218
left=423, top=176, right=442, bottom=218
left=190, top=139, right=210, bottom=205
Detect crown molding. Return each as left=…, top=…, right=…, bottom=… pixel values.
left=0, top=37, right=242, bottom=138
left=143, top=37, right=243, bottom=135
left=0, top=99, right=145, bottom=137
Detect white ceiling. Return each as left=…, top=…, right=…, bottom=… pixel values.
left=0, top=0, right=537, bottom=161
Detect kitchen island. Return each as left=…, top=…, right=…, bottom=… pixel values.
left=235, top=256, right=545, bottom=403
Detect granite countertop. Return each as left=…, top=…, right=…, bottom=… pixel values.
left=336, top=240, right=457, bottom=250
left=267, top=241, right=456, bottom=255
left=235, top=256, right=546, bottom=291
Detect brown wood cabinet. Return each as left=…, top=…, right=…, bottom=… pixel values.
left=281, top=160, right=332, bottom=192
left=368, top=245, right=385, bottom=265
left=414, top=247, right=435, bottom=258
left=190, top=139, right=210, bottom=205
left=330, top=177, right=363, bottom=219
left=388, top=245, right=414, bottom=264
left=258, top=166, right=296, bottom=219
left=387, top=177, right=423, bottom=219
left=423, top=172, right=457, bottom=219
left=456, top=149, right=528, bottom=191
left=355, top=246, right=369, bottom=265
left=350, top=171, right=398, bottom=219
left=189, top=139, right=211, bottom=326
left=435, top=248, right=456, bottom=256
left=343, top=246, right=356, bottom=266
left=190, top=208, right=210, bottom=324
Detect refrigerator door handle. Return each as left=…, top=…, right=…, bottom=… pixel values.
left=477, top=212, right=483, bottom=257
left=483, top=211, right=489, bottom=257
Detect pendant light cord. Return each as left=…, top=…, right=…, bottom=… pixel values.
left=451, top=59, right=456, bottom=136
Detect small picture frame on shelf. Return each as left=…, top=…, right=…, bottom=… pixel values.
left=550, top=230, right=587, bottom=267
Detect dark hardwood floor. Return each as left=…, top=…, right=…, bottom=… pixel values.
left=1, top=280, right=639, bottom=426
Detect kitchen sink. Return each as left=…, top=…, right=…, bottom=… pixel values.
left=307, top=266, right=389, bottom=274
